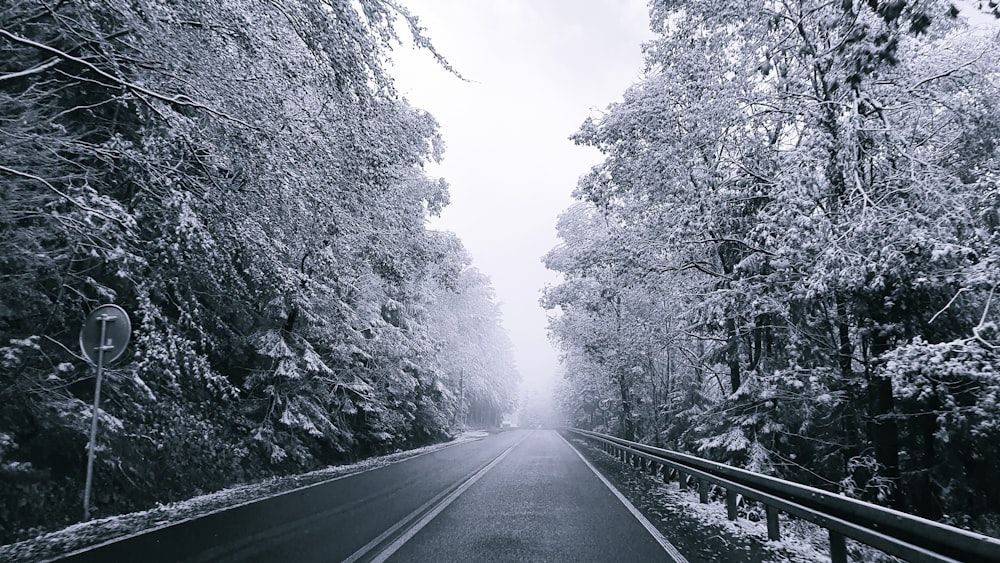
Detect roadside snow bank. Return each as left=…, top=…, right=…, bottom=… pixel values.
left=567, top=435, right=833, bottom=562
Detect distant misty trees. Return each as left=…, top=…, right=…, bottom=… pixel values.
left=0, top=0, right=517, bottom=542
left=545, top=0, right=1000, bottom=534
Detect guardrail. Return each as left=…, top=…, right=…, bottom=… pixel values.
left=565, top=427, right=1000, bottom=563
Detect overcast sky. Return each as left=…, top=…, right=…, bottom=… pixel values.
left=390, top=0, right=653, bottom=391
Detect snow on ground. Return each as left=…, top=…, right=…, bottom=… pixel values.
left=0, top=431, right=487, bottom=563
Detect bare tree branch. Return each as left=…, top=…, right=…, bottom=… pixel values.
left=0, top=56, right=60, bottom=81
left=0, top=28, right=256, bottom=129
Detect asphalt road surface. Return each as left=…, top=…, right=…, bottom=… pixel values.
left=57, top=429, right=682, bottom=562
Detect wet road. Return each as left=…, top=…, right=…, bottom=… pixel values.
left=383, top=430, right=678, bottom=562
left=57, top=430, right=681, bottom=562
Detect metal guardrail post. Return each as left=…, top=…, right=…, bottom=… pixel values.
left=830, top=530, right=847, bottom=563
left=564, top=427, right=1000, bottom=563
left=699, top=479, right=709, bottom=504
left=766, top=505, right=781, bottom=541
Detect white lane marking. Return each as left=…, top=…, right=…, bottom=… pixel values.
left=341, top=487, right=450, bottom=563
left=559, top=433, right=690, bottom=563
left=345, top=432, right=530, bottom=563
left=47, top=435, right=486, bottom=563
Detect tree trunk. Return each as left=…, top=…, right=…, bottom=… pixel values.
left=913, top=409, right=941, bottom=519
left=835, top=295, right=860, bottom=479
left=867, top=331, right=902, bottom=509
left=727, top=317, right=741, bottom=394
left=283, top=306, right=298, bottom=333
left=750, top=313, right=764, bottom=372
left=618, top=370, right=635, bottom=441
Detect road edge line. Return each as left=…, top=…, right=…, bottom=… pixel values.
left=41, top=435, right=484, bottom=563
left=559, top=432, right=690, bottom=563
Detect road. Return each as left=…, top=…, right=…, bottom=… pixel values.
left=57, top=430, right=681, bottom=562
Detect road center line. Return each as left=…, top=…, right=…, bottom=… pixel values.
left=344, top=432, right=529, bottom=563
left=559, top=433, right=690, bottom=563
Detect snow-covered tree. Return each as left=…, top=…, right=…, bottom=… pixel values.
left=0, top=0, right=488, bottom=540
left=546, top=0, right=1000, bottom=532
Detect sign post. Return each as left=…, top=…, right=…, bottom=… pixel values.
left=598, top=398, right=612, bottom=430
left=79, top=304, right=131, bottom=520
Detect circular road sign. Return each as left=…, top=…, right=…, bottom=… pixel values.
left=79, top=304, right=131, bottom=365
left=598, top=398, right=612, bottom=411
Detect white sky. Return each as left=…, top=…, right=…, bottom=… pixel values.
left=390, top=0, right=653, bottom=391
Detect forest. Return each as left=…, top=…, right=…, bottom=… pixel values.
left=0, top=0, right=519, bottom=543
left=544, top=0, right=1000, bottom=536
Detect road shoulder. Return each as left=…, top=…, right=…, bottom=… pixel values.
left=561, top=432, right=828, bottom=563
left=0, top=432, right=487, bottom=563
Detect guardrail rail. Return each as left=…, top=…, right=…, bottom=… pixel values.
left=565, top=427, right=1000, bottom=563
